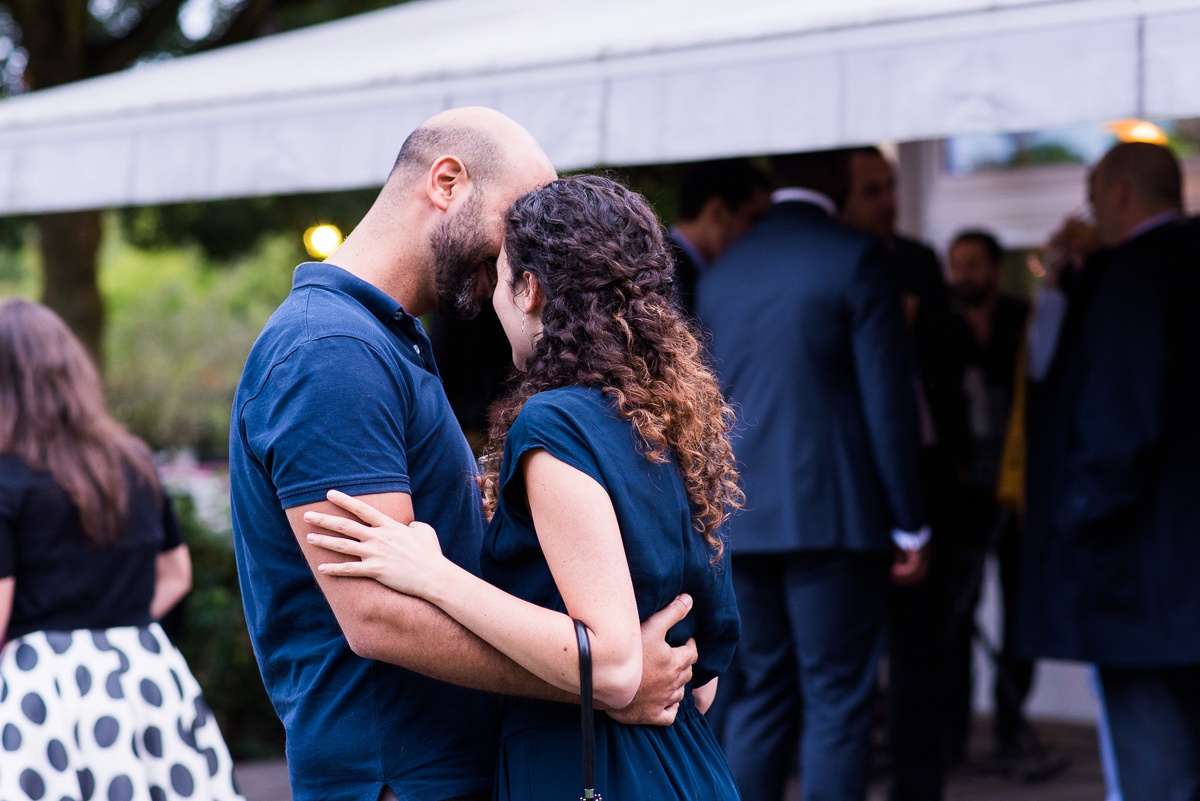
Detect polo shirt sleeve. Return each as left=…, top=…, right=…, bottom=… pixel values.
left=240, top=335, right=414, bottom=508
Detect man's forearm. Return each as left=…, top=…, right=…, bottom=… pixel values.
left=337, top=581, right=576, bottom=702
left=289, top=497, right=576, bottom=702
left=289, top=500, right=693, bottom=719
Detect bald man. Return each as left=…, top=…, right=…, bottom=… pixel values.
left=1019, top=142, right=1200, bottom=801
left=229, top=108, right=697, bottom=801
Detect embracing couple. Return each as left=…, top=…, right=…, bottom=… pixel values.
left=229, top=108, right=743, bottom=801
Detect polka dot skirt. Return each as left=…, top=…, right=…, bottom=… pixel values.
left=0, top=624, right=245, bottom=801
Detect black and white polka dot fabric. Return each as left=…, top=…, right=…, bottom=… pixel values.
left=0, top=623, right=244, bottom=801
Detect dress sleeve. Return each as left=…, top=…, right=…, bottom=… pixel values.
left=498, top=395, right=607, bottom=518
left=239, top=336, right=415, bottom=508
left=692, top=550, right=741, bottom=687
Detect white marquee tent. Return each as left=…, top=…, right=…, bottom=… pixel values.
left=2, top=0, right=1200, bottom=215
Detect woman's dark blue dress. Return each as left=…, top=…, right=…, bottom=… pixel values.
left=482, top=386, right=741, bottom=800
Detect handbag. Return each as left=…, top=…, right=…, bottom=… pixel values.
left=574, top=619, right=603, bottom=800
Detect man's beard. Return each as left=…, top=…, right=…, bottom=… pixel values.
left=429, top=192, right=494, bottom=320
left=952, top=282, right=993, bottom=307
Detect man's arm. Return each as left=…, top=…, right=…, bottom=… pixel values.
left=288, top=491, right=568, bottom=697
left=289, top=492, right=695, bottom=723
left=1056, top=259, right=1168, bottom=535
left=849, top=242, right=928, bottom=534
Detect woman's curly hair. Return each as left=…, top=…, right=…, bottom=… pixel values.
left=481, top=174, right=743, bottom=557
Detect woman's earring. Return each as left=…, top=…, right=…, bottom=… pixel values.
left=521, top=313, right=526, bottom=333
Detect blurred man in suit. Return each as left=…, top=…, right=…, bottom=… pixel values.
left=841, top=147, right=952, bottom=337
left=945, top=230, right=1033, bottom=766
left=669, top=158, right=770, bottom=319
left=697, top=150, right=928, bottom=801
left=841, top=146, right=965, bottom=801
left=1019, top=142, right=1200, bottom=801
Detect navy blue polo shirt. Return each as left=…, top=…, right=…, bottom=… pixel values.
left=229, top=263, right=500, bottom=801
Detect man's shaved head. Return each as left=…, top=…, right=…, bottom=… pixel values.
left=393, top=125, right=499, bottom=183
left=330, top=107, right=554, bottom=319
left=391, top=106, right=552, bottom=188
left=378, top=107, right=556, bottom=318
left=1089, top=141, right=1184, bottom=245
left=1093, top=142, right=1183, bottom=209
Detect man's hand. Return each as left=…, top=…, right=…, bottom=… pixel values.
left=892, top=544, right=930, bottom=586
left=606, top=593, right=697, bottom=726
left=1042, top=216, right=1100, bottom=287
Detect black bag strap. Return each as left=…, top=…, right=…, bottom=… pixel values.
left=574, top=619, right=602, bottom=800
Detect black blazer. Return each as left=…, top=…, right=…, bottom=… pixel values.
left=893, top=235, right=972, bottom=470
left=1019, top=218, right=1200, bottom=666
left=668, top=231, right=702, bottom=321
left=695, top=201, right=926, bottom=555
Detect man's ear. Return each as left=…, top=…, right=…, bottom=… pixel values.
left=427, top=156, right=468, bottom=211
left=522, top=273, right=544, bottom=315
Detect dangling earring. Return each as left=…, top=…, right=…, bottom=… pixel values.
left=521, top=313, right=526, bottom=333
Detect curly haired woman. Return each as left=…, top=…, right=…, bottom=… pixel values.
left=305, top=174, right=744, bottom=799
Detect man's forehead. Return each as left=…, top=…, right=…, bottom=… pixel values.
left=851, top=153, right=894, bottom=185
left=951, top=240, right=984, bottom=258
left=496, top=151, right=555, bottom=192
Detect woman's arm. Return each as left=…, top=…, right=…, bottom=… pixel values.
left=0, top=576, right=14, bottom=647
left=693, top=676, right=718, bottom=714
left=305, top=450, right=644, bottom=709
left=151, top=544, right=192, bottom=620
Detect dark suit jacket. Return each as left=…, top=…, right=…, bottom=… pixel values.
left=893, top=237, right=968, bottom=456
left=893, top=235, right=948, bottom=317
left=669, top=231, right=702, bottom=320
left=695, top=200, right=926, bottom=555
left=1019, top=218, right=1200, bottom=666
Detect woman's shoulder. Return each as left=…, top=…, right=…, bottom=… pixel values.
left=0, top=454, right=45, bottom=517
left=517, top=386, right=615, bottom=424
left=509, top=387, right=627, bottom=461
left=0, top=453, right=37, bottom=488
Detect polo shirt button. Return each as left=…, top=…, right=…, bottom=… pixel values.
left=413, top=345, right=420, bottom=354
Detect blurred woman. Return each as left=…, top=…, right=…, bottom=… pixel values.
left=0, top=298, right=243, bottom=801
left=305, top=175, right=744, bottom=799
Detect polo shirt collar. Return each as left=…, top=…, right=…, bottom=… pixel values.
left=292, top=261, right=412, bottom=324
left=292, top=261, right=439, bottom=375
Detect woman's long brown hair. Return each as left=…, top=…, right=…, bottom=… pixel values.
left=481, top=175, right=743, bottom=557
left=0, top=298, right=158, bottom=545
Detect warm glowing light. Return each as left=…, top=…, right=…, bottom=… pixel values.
left=304, top=224, right=343, bottom=258
left=1106, top=119, right=1169, bottom=145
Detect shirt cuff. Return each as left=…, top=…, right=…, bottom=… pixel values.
left=891, top=525, right=931, bottom=552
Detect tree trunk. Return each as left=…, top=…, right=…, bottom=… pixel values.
left=37, top=209, right=105, bottom=366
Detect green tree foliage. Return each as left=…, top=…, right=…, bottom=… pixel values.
left=0, top=0, right=409, bottom=358
left=119, top=188, right=375, bottom=263
left=100, top=217, right=300, bottom=456
left=167, top=492, right=285, bottom=759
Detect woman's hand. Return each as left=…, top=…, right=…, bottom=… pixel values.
left=303, top=489, right=449, bottom=600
